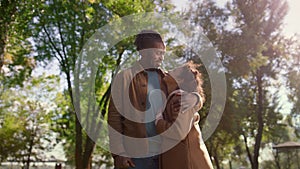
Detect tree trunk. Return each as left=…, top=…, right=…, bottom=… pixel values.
left=274, top=150, right=281, bottom=169
left=64, top=63, right=84, bottom=169
left=26, top=132, right=35, bottom=169
left=0, top=26, right=7, bottom=73
left=213, top=149, right=221, bottom=169
left=252, top=70, right=264, bottom=169
left=75, top=116, right=83, bottom=169
left=82, top=136, right=95, bottom=169
left=242, top=133, right=253, bottom=167
left=69, top=69, right=83, bottom=169
left=0, top=38, right=4, bottom=72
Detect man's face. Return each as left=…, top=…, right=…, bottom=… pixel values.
left=139, top=41, right=165, bottom=68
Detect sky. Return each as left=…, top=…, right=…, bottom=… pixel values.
left=284, top=0, right=300, bottom=36
left=171, top=0, right=300, bottom=37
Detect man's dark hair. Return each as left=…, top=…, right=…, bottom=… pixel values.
left=134, top=30, right=165, bottom=51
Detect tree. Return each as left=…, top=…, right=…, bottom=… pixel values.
left=31, top=1, right=160, bottom=168
left=0, top=74, right=59, bottom=167
left=185, top=0, right=292, bottom=168
left=224, top=1, right=289, bottom=168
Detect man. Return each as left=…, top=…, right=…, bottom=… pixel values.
left=108, top=30, right=200, bottom=169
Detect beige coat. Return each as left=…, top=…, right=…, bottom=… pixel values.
left=156, top=75, right=214, bottom=169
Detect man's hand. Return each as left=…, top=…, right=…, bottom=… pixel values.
left=165, top=94, right=181, bottom=122
left=114, top=155, right=135, bottom=169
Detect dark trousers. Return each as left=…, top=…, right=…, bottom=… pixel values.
left=114, top=155, right=159, bottom=169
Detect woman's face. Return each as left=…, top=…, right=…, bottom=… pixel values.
left=169, top=66, right=198, bottom=92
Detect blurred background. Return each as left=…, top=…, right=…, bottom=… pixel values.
left=0, top=0, right=300, bottom=168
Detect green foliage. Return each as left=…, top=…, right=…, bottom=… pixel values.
left=0, top=112, right=26, bottom=162
left=284, top=39, right=300, bottom=137
left=103, top=0, right=155, bottom=16
left=0, top=0, right=37, bottom=88
left=0, top=74, right=59, bottom=163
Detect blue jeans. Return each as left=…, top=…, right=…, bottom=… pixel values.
left=114, top=155, right=159, bottom=169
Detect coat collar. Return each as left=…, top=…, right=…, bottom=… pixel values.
left=131, top=61, right=167, bottom=77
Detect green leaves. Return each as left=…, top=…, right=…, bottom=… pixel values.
left=0, top=74, right=60, bottom=163
left=0, top=0, right=38, bottom=89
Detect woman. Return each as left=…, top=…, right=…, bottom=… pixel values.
left=155, top=61, right=214, bottom=169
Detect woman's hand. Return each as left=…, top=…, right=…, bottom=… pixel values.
left=172, top=91, right=199, bottom=112
left=165, top=90, right=200, bottom=122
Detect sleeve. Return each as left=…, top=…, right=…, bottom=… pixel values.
left=155, top=93, right=195, bottom=141
left=189, top=91, right=204, bottom=114
left=108, top=73, right=126, bottom=158
left=155, top=116, right=173, bottom=134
